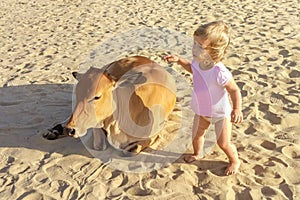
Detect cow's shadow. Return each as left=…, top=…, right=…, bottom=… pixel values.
left=0, top=83, right=93, bottom=156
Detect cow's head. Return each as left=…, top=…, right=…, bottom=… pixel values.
left=64, top=67, right=115, bottom=138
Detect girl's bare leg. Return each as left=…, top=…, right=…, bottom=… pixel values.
left=184, top=115, right=210, bottom=163
left=215, top=118, right=240, bottom=175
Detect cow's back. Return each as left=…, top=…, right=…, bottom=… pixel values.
left=109, top=56, right=176, bottom=139
left=104, top=56, right=154, bottom=81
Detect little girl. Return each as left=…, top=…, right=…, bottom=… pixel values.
left=165, top=21, right=243, bottom=175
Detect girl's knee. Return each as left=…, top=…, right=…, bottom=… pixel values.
left=217, top=140, right=231, bottom=150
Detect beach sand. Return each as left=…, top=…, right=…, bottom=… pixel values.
left=0, top=0, right=299, bottom=199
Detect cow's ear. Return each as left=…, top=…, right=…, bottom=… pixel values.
left=72, top=72, right=83, bottom=81
left=105, top=72, right=118, bottom=82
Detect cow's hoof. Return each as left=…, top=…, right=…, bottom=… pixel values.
left=43, top=124, right=65, bottom=140
left=122, top=151, right=137, bottom=157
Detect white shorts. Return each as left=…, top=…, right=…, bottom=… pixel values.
left=201, top=116, right=227, bottom=124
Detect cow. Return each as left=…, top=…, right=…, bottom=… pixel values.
left=43, top=56, right=176, bottom=155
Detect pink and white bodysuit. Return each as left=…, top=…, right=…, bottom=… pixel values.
left=190, top=60, right=232, bottom=118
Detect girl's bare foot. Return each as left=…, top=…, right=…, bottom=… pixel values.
left=225, top=159, right=241, bottom=175
left=184, top=154, right=202, bottom=163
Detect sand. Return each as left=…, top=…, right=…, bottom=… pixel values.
left=0, top=0, right=299, bottom=199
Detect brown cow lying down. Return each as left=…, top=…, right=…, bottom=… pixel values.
left=43, top=56, right=176, bottom=155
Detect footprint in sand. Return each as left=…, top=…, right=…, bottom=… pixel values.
left=253, top=164, right=265, bottom=177
left=244, top=124, right=257, bottom=135
left=268, top=156, right=289, bottom=168
left=281, top=145, right=300, bottom=160
left=258, top=102, right=282, bottom=124
left=261, top=186, right=277, bottom=196
left=260, top=140, right=277, bottom=151
left=289, top=69, right=300, bottom=78
left=16, top=191, right=50, bottom=200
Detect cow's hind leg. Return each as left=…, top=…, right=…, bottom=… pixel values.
left=43, top=124, right=66, bottom=140
left=122, top=142, right=144, bottom=156
left=123, top=135, right=159, bottom=156
left=93, top=128, right=108, bottom=151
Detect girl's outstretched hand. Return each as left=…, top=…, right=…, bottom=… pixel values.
left=164, top=54, right=179, bottom=63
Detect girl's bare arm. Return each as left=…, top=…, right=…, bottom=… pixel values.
left=225, top=79, right=243, bottom=124
left=164, top=55, right=192, bottom=74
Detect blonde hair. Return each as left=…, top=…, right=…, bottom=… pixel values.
left=194, top=21, right=230, bottom=63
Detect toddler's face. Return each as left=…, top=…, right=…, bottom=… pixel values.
left=192, top=36, right=214, bottom=68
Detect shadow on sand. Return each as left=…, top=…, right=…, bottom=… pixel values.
left=0, top=83, right=92, bottom=156
left=0, top=83, right=226, bottom=174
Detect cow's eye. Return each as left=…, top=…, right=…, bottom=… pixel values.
left=94, top=96, right=101, bottom=100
